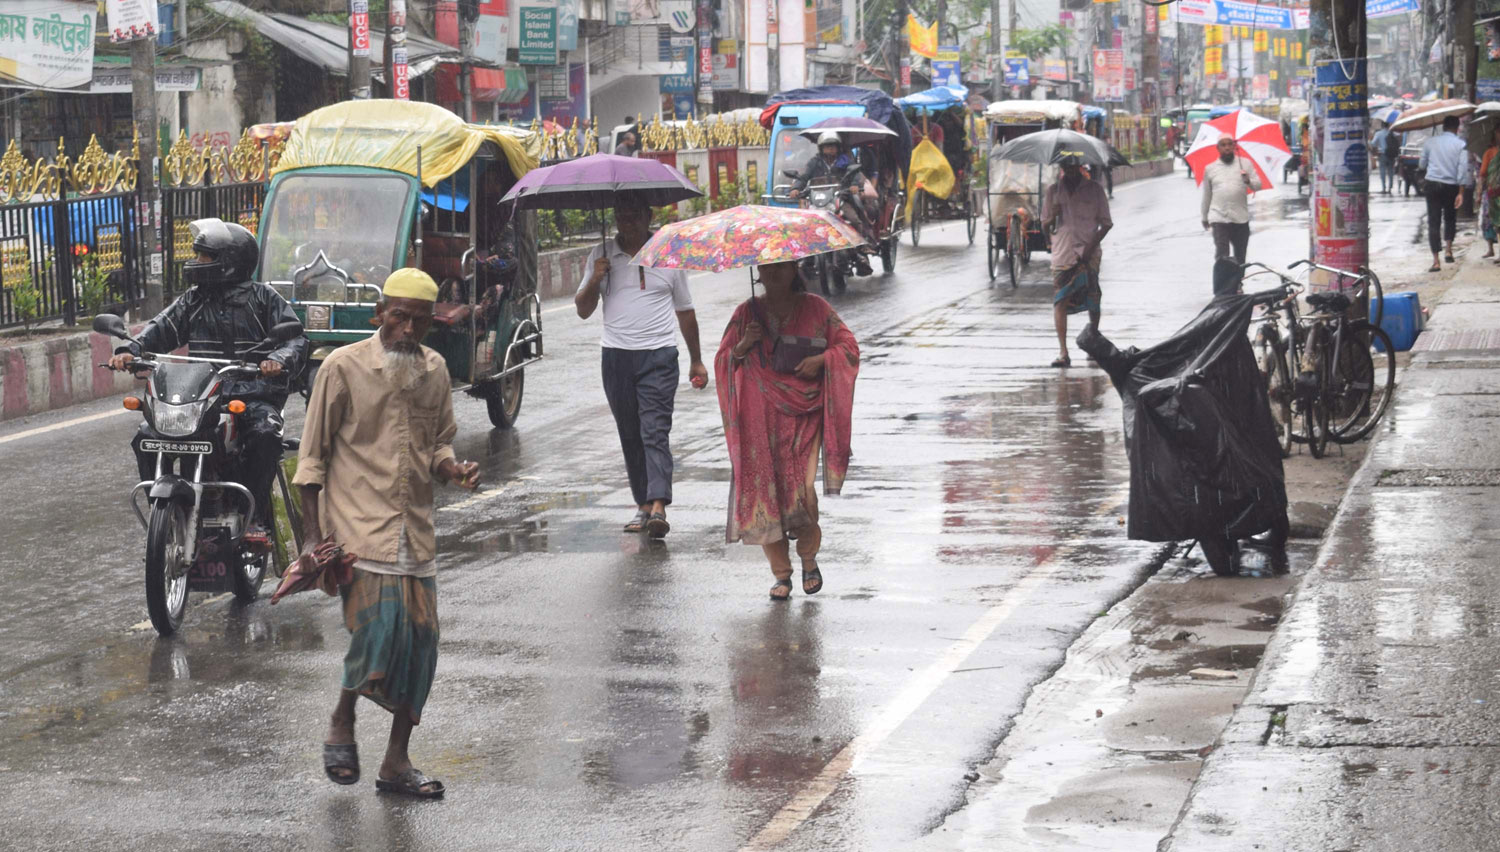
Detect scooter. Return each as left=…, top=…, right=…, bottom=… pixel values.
left=95, top=314, right=305, bottom=636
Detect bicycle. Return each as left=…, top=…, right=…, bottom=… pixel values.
left=1242, top=264, right=1309, bottom=457
left=1293, top=260, right=1396, bottom=445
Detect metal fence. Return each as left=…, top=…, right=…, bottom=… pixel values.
left=162, top=181, right=267, bottom=298
left=0, top=190, right=141, bottom=329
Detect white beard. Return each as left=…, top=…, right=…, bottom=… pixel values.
left=382, top=348, right=425, bottom=391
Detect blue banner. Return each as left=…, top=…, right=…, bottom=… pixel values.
left=659, top=73, right=695, bottom=93
left=1215, top=0, right=1293, bottom=30
left=1366, top=0, right=1418, bottom=19
left=1003, top=57, right=1030, bottom=86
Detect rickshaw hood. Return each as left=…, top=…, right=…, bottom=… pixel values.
left=274, top=100, right=538, bottom=187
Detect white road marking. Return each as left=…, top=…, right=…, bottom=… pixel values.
left=0, top=408, right=129, bottom=446
left=739, top=488, right=1131, bottom=851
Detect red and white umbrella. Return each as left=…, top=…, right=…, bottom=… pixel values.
left=1184, top=109, right=1293, bottom=191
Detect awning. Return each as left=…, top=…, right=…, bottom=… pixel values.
left=436, top=65, right=528, bottom=104
left=205, top=0, right=464, bottom=80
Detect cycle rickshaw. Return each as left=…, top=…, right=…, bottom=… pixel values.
left=898, top=85, right=981, bottom=247
left=983, top=100, right=1082, bottom=287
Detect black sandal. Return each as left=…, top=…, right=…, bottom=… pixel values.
left=801, top=563, right=823, bottom=596
left=646, top=512, right=670, bottom=539
left=1050, top=356, right=1071, bottom=368
left=623, top=510, right=647, bottom=533
left=322, top=743, right=360, bottom=786
left=375, top=768, right=445, bottom=799
left=769, top=578, right=793, bottom=601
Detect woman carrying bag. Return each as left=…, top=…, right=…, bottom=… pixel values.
left=714, top=261, right=860, bottom=601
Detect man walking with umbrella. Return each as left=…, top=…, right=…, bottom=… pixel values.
left=1043, top=153, right=1113, bottom=368
left=575, top=204, right=709, bottom=538
left=1201, top=135, right=1263, bottom=264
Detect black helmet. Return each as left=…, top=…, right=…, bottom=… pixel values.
left=182, top=217, right=258, bottom=289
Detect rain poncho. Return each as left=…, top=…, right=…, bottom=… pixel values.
left=906, top=138, right=955, bottom=220
left=1078, top=294, right=1288, bottom=543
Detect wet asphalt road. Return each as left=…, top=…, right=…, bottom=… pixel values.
left=0, top=170, right=1430, bottom=851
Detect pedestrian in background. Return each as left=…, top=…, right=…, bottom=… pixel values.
left=1042, top=154, right=1113, bottom=368
left=296, top=268, right=481, bottom=800
left=1373, top=121, right=1400, bottom=195
left=1479, top=124, right=1500, bottom=260
left=1420, top=115, right=1470, bottom=271
left=614, top=130, right=640, bottom=157
left=575, top=204, right=708, bottom=538
left=715, top=261, right=860, bottom=601
left=1200, top=136, right=1262, bottom=265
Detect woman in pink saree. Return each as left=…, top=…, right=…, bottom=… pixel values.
left=715, top=261, right=860, bottom=600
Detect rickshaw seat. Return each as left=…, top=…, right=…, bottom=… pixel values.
left=431, top=301, right=474, bottom=327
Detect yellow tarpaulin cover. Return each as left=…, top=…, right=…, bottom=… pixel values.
left=273, top=100, right=537, bottom=186
left=905, top=138, right=955, bottom=221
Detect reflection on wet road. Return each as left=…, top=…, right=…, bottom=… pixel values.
left=0, top=172, right=1428, bottom=850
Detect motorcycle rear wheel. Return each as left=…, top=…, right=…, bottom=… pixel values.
left=145, top=502, right=191, bottom=637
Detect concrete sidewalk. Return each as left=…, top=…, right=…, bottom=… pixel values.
left=1160, top=252, right=1500, bottom=850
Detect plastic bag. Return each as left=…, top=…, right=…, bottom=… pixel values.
left=1077, top=294, right=1288, bottom=544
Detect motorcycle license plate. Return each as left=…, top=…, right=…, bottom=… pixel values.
left=141, top=439, right=212, bottom=454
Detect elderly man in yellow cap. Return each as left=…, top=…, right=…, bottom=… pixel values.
left=295, top=267, right=480, bottom=799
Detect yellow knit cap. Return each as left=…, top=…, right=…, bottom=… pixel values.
left=382, top=267, right=439, bottom=302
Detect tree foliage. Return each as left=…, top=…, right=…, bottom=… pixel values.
left=1009, top=25, right=1069, bottom=59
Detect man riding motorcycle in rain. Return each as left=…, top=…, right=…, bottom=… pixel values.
left=109, top=217, right=309, bottom=539
left=789, top=130, right=877, bottom=276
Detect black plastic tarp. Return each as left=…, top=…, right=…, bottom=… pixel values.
left=1077, top=294, right=1288, bottom=543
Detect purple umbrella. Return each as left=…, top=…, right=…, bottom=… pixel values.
left=797, top=116, right=900, bottom=147
left=500, top=153, right=704, bottom=210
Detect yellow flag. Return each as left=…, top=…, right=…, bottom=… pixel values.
left=907, top=14, right=938, bottom=59
left=1254, top=30, right=1268, bottom=52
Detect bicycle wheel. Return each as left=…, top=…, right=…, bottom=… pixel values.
left=1360, top=266, right=1384, bottom=330
left=965, top=191, right=978, bottom=245
left=1334, top=325, right=1396, bottom=443
left=1307, top=349, right=1331, bottom=459
left=1327, top=329, right=1375, bottom=441
left=1007, top=216, right=1023, bottom=289
left=1262, top=339, right=1294, bottom=457
left=910, top=194, right=924, bottom=247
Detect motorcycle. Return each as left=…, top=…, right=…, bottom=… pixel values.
left=783, top=169, right=868, bottom=296
left=94, top=313, right=305, bottom=637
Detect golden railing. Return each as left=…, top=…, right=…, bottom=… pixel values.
left=634, top=113, right=770, bottom=152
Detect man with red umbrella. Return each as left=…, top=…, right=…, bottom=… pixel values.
left=1201, top=135, right=1264, bottom=264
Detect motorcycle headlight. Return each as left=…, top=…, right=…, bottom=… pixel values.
left=152, top=400, right=211, bottom=438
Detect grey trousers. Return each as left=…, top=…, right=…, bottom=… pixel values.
left=601, top=346, right=679, bottom=506
left=1211, top=221, right=1250, bottom=263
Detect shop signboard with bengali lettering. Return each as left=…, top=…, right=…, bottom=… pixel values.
left=0, top=0, right=96, bottom=89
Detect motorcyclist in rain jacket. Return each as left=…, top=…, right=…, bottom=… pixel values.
left=109, top=217, right=308, bottom=533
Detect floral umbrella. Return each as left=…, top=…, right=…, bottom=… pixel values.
left=632, top=205, right=865, bottom=273
left=1184, top=109, right=1292, bottom=190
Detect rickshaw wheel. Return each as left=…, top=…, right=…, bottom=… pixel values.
left=965, top=191, right=978, bottom=246
left=485, top=345, right=525, bottom=429
left=1007, top=214, right=1024, bottom=289
left=910, top=194, right=924, bottom=247
left=880, top=236, right=898, bottom=273
left=986, top=227, right=1000, bottom=281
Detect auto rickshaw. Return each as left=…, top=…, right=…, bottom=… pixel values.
left=256, top=100, right=545, bottom=428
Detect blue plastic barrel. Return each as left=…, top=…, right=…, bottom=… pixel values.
left=1371, top=291, right=1422, bottom=352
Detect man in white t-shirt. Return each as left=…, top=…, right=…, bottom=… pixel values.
left=575, top=204, right=707, bottom=538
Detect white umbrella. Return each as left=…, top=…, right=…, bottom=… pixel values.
left=1391, top=99, right=1475, bottom=133
left=1184, top=108, right=1292, bottom=191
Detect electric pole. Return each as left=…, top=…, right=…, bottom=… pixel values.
left=891, top=0, right=910, bottom=96
left=1307, top=0, right=1367, bottom=299
left=1455, top=0, right=1474, bottom=101
left=990, top=0, right=1003, bottom=100
left=130, top=35, right=163, bottom=317
left=1142, top=1, right=1159, bottom=149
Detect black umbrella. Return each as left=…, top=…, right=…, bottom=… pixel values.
left=994, top=129, right=1113, bottom=168
left=1104, top=143, right=1132, bottom=167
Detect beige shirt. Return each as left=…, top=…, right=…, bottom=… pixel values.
left=1042, top=176, right=1113, bottom=271
left=293, top=334, right=457, bottom=572
left=1201, top=157, right=1263, bottom=224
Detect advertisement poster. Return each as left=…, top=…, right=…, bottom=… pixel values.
left=1044, top=58, right=1068, bottom=81
left=351, top=0, right=370, bottom=56
left=473, top=0, right=510, bottom=64
left=1005, top=56, right=1030, bottom=86
left=0, top=0, right=96, bottom=89
left=1315, top=58, right=1367, bottom=188
left=1092, top=48, right=1124, bottom=101
left=555, top=0, right=578, bottom=51
left=1252, top=73, right=1270, bottom=99
left=105, top=0, right=158, bottom=43
left=933, top=45, right=961, bottom=88
left=711, top=39, right=739, bottom=89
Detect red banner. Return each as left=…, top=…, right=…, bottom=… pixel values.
left=351, top=9, right=371, bottom=56
left=393, top=47, right=410, bottom=99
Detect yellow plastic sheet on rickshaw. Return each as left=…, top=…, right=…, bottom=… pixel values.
left=905, top=138, right=955, bottom=221
left=274, top=100, right=538, bottom=187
